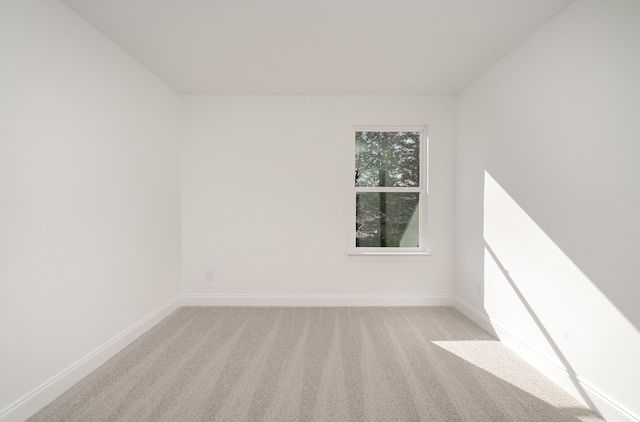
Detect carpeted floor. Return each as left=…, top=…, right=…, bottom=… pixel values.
left=29, top=307, right=604, bottom=421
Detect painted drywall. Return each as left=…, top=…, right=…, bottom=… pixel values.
left=0, top=0, right=181, bottom=417
left=181, top=96, right=455, bottom=298
left=455, top=0, right=640, bottom=420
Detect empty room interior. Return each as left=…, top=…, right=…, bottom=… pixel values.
left=1, top=0, right=639, bottom=421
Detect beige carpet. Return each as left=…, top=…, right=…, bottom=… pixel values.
left=29, top=307, right=603, bottom=421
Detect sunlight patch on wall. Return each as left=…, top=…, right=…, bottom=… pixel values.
left=482, top=171, right=640, bottom=412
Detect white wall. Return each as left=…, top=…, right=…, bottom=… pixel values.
left=455, top=0, right=640, bottom=420
left=181, top=96, right=455, bottom=302
left=0, top=0, right=181, bottom=418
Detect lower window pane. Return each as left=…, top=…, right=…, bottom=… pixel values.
left=356, top=192, right=420, bottom=248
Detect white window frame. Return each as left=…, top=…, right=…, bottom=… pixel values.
left=349, top=126, right=431, bottom=261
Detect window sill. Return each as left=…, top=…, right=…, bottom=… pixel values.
left=348, top=252, right=432, bottom=262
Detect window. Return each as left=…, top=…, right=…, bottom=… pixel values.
left=351, top=127, right=429, bottom=259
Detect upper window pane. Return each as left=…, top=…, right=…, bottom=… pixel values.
left=355, top=131, right=420, bottom=187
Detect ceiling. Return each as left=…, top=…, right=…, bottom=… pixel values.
left=60, top=0, right=574, bottom=95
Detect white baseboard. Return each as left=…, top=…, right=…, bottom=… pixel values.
left=0, top=296, right=182, bottom=422
left=454, top=296, right=639, bottom=422
left=182, top=293, right=453, bottom=307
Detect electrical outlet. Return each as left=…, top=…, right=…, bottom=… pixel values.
left=205, top=269, right=214, bottom=282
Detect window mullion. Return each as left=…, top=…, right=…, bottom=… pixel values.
left=354, top=187, right=421, bottom=193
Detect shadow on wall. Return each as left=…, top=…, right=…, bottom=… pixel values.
left=481, top=171, right=640, bottom=418
left=483, top=240, right=595, bottom=411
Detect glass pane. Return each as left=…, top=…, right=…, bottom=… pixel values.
left=355, top=131, right=420, bottom=187
left=356, top=192, right=420, bottom=248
